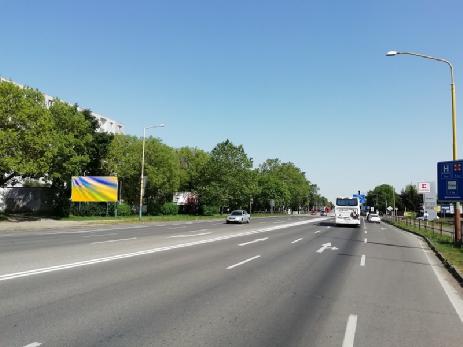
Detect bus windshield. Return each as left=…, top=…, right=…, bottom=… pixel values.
left=336, top=198, right=358, bottom=206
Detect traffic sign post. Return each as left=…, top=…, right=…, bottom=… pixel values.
left=437, top=160, right=463, bottom=245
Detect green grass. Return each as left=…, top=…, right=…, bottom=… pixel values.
left=392, top=220, right=463, bottom=274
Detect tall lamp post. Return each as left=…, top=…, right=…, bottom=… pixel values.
left=139, top=124, right=165, bottom=220
left=386, top=50, right=461, bottom=245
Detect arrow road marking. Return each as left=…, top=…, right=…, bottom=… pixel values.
left=316, top=242, right=338, bottom=253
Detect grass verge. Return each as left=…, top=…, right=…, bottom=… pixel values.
left=390, top=220, right=463, bottom=275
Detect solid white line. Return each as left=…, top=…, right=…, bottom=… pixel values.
left=226, top=255, right=261, bottom=269
left=82, top=233, right=118, bottom=238
left=91, top=237, right=137, bottom=245
left=314, top=230, right=321, bottom=234
left=169, top=232, right=212, bottom=238
left=360, top=254, right=366, bottom=266
left=291, top=238, right=303, bottom=244
left=342, top=314, right=358, bottom=347
left=23, top=343, right=42, bottom=347
left=419, top=239, right=463, bottom=323
left=0, top=217, right=328, bottom=282
left=189, top=228, right=208, bottom=233
left=238, top=237, right=268, bottom=246
left=364, top=238, right=367, bottom=243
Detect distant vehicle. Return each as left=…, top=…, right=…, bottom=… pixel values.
left=226, top=210, right=251, bottom=224
left=368, top=213, right=381, bottom=223
left=335, top=197, right=361, bottom=226
left=320, top=211, right=326, bottom=216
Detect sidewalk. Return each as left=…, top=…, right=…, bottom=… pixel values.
left=0, top=217, right=110, bottom=232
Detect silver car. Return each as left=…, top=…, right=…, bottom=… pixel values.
left=226, top=210, right=251, bottom=224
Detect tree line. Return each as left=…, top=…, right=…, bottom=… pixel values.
left=366, top=184, right=422, bottom=213
left=0, top=80, right=330, bottom=216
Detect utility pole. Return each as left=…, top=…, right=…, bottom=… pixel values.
left=386, top=50, right=461, bottom=245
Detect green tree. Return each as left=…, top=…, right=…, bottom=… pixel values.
left=198, top=140, right=256, bottom=210
left=104, top=135, right=141, bottom=205
left=47, top=101, right=95, bottom=215
left=104, top=135, right=180, bottom=213
left=366, top=184, right=402, bottom=213
left=143, top=137, right=180, bottom=213
left=177, top=147, right=209, bottom=191
left=0, top=81, right=56, bottom=185
left=400, top=184, right=421, bottom=212
left=80, top=109, right=114, bottom=176
left=256, top=159, right=311, bottom=211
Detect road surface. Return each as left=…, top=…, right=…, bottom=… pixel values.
left=1, top=215, right=462, bottom=346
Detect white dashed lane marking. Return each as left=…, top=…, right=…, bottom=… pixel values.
left=91, top=237, right=137, bottom=245
left=226, top=255, right=261, bottom=270
left=238, top=238, right=268, bottom=246
left=169, top=232, right=211, bottom=238
left=0, top=218, right=328, bottom=282
left=342, top=314, right=358, bottom=347
left=360, top=254, right=366, bottom=266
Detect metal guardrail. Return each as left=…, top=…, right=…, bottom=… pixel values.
left=385, top=216, right=455, bottom=237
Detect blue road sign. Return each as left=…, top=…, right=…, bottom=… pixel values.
left=353, top=194, right=366, bottom=204
left=437, top=160, right=463, bottom=201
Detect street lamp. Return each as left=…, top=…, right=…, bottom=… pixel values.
left=386, top=50, right=461, bottom=245
left=139, top=124, right=165, bottom=220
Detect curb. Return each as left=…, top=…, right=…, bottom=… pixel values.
left=385, top=220, right=463, bottom=287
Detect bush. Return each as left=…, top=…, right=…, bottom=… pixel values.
left=160, top=202, right=178, bottom=215
left=200, top=205, right=219, bottom=216
left=70, top=202, right=108, bottom=216
left=117, top=203, right=133, bottom=216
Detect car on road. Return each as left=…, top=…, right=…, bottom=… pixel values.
left=368, top=213, right=381, bottom=223
left=226, top=210, right=251, bottom=224
left=320, top=211, right=326, bottom=216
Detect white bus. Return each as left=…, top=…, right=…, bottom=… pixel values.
left=335, top=197, right=361, bottom=226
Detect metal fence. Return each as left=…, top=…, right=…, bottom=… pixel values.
left=386, top=216, right=455, bottom=238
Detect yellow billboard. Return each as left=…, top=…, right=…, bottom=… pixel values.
left=71, top=176, right=118, bottom=202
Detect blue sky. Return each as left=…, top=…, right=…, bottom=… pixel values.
left=2, top=0, right=463, bottom=201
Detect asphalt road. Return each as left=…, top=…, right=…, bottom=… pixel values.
left=1, top=215, right=462, bottom=346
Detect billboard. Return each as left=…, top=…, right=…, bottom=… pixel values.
left=71, top=176, right=118, bottom=202
left=172, top=192, right=198, bottom=206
